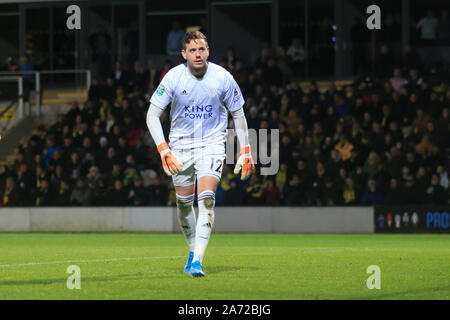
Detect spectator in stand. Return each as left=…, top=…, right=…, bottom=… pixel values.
left=416, top=167, right=429, bottom=192
left=35, top=179, right=52, bottom=206
left=276, top=46, right=292, bottom=84
left=128, top=176, right=149, bottom=206
left=148, top=177, right=168, bottom=206
left=102, top=77, right=116, bottom=102
left=70, top=178, right=93, bottom=206
left=264, top=58, right=283, bottom=86
left=411, top=108, right=432, bottom=133
left=146, top=59, right=160, bottom=94
left=50, top=164, right=65, bottom=191
left=60, top=136, right=75, bottom=164
left=104, top=163, right=123, bottom=191
left=111, top=61, right=128, bottom=89
left=4, top=56, right=18, bottom=71
left=42, top=136, right=59, bottom=164
left=319, top=178, right=341, bottom=206
left=88, top=78, right=102, bottom=102
left=286, top=38, right=306, bottom=76
left=65, top=152, right=81, bottom=176
left=335, top=135, right=354, bottom=161
left=384, top=178, right=403, bottom=205
left=389, top=67, right=408, bottom=93
left=223, top=47, right=237, bottom=71
left=275, top=163, right=288, bottom=197
left=107, top=179, right=129, bottom=206
left=416, top=10, right=439, bottom=46
left=159, top=60, right=172, bottom=82
left=54, top=180, right=72, bottom=206
left=342, top=177, right=359, bottom=205
left=19, top=56, right=33, bottom=102
left=255, top=46, right=271, bottom=70
left=401, top=176, right=424, bottom=204
left=246, top=106, right=261, bottom=130
left=426, top=174, right=447, bottom=204
left=128, top=60, right=147, bottom=93
left=113, top=86, right=126, bottom=108
left=123, top=167, right=138, bottom=187
left=380, top=105, right=396, bottom=130
left=283, top=110, right=302, bottom=137
left=284, top=174, right=302, bottom=205
left=261, top=179, right=280, bottom=206
left=0, top=177, right=21, bottom=206
left=436, top=165, right=449, bottom=190
left=166, top=21, right=184, bottom=55
left=415, top=133, right=439, bottom=159
left=86, top=166, right=104, bottom=191
left=298, top=135, right=315, bottom=160
left=407, top=69, right=423, bottom=92
left=245, top=175, right=263, bottom=205
left=48, top=150, right=64, bottom=173
left=16, top=163, right=32, bottom=205
left=232, top=60, right=248, bottom=89
left=360, top=179, right=384, bottom=205
left=363, top=151, right=382, bottom=180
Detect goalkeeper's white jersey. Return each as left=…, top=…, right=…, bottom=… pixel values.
left=150, top=62, right=244, bottom=150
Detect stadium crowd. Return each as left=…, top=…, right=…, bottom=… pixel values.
left=0, top=42, right=449, bottom=207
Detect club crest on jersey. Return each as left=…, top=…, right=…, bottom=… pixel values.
left=156, top=84, right=165, bottom=96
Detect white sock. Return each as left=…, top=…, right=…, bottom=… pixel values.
left=193, top=190, right=215, bottom=264
left=176, top=193, right=196, bottom=252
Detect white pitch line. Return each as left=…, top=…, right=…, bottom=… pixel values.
left=0, top=252, right=273, bottom=268
left=0, top=255, right=186, bottom=268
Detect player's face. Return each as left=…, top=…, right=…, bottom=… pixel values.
left=182, top=39, right=209, bottom=70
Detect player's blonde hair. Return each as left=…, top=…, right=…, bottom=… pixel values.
left=182, top=31, right=208, bottom=50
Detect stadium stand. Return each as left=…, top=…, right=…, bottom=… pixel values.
left=0, top=43, right=449, bottom=207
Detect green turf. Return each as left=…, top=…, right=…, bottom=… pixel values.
left=0, top=233, right=448, bottom=300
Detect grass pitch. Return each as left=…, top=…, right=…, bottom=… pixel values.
left=0, top=233, right=448, bottom=300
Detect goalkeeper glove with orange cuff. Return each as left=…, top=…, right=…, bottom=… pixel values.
left=157, top=142, right=183, bottom=176
left=234, top=145, right=255, bottom=180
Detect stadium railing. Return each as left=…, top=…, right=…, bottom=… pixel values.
left=0, top=69, right=91, bottom=116
left=0, top=76, right=24, bottom=120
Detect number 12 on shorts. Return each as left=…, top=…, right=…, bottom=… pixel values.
left=210, top=158, right=223, bottom=173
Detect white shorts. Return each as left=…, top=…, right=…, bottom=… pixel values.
left=171, top=144, right=226, bottom=187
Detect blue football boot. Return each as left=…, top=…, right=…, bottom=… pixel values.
left=183, top=252, right=194, bottom=274
left=190, top=260, right=205, bottom=277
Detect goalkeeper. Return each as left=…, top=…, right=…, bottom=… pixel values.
left=146, top=31, right=254, bottom=277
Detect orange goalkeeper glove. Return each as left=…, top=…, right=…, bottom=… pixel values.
left=157, top=142, right=183, bottom=176
left=233, top=145, right=255, bottom=180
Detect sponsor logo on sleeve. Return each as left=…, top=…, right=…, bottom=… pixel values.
left=233, top=88, right=241, bottom=102
left=156, top=84, right=166, bottom=96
